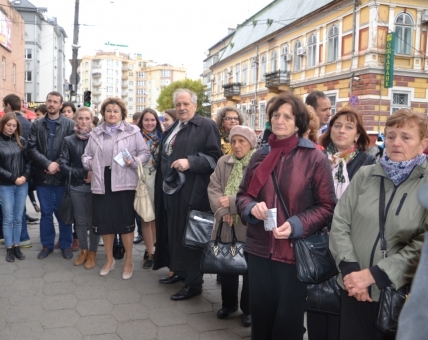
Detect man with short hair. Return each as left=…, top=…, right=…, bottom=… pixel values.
left=132, top=112, right=142, bottom=125
left=305, top=90, right=332, bottom=135
left=154, top=88, right=221, bottom=300
left=28, top=91, right=75, bottom=260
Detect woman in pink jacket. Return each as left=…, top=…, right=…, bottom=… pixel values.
left=82, top=98, right=150, bottom=280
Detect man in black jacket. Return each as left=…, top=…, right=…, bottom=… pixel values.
left=153, top=89, right=221, bottom=300
left=2, top=94, right=37, bottom=246
left=27, top=91, right=75, bottom=260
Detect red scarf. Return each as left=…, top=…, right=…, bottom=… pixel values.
left=247, top=133, right=299, bottom=198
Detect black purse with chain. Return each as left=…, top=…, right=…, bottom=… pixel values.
left=200, top=220, right=247, bottom=275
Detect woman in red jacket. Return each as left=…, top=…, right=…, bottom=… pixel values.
left=236, top=92, right=336, bottom=340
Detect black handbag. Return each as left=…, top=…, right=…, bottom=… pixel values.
left=183, top=209, right=214, bottom=249
left=272, top=171, right=338, bottom=284
left=58, top=168, right=74, bottom=225
left=306, top=276, right=341, bottom=315
left=374, top=177, right=410, bottom=335
left=200, top=220, right=247, bottom=275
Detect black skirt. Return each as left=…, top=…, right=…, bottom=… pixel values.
left=92, top=167, right=135, bottom=235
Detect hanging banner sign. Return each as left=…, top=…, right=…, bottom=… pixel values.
left=384, top=32, right=395, bottom=89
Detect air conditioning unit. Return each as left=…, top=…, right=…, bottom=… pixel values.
left=285, top=53, right=292, bottom=62
left=250, top=99, right=257, bottom=106
left=423, top=10, right=428, bottom=24
left=296, top=47, right=306, bottom=56
left=226, top=67, right=232, bottom=74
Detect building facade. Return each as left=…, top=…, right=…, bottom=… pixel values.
left=13, top=0, right=67, bottom=102
left=79, top=52, right=186, bottom=118
left=0, top=0, right=25, bottom=102
left=207, top=0, right=428, bottom=136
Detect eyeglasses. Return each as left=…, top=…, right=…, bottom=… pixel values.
left=223, top=117, right=239, bottom=121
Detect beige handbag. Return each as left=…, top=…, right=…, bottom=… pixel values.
left=134, top=159, right=155, bottom=222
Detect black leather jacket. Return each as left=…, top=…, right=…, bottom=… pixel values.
left=59, top=134, right=89, bottom=187
left=28, top=115, right=75, bottom=186
left=0, top=134, right=32, bottom=185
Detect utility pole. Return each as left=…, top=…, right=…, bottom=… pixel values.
left=70, top=0, right=80, bottom=101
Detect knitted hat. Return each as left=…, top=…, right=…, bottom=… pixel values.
left=229, top=126, right=257, bottom=149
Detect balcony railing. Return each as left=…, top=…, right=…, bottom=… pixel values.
left=223, top=83, right=242, bottom=97
left=264, top=71, right=290, bottom=88
left=92, top=81, right=102, bottom=87
left=92, top=73, right=101, bottom=78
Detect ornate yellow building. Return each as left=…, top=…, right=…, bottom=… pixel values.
left=206, top=0, right=428, bottom=135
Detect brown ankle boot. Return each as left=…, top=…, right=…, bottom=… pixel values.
left=84, top=251, right=97, bottom=270
left=74, top=249, right=88, bottom=266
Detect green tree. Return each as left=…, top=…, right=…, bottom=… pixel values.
left=156, top=79, right=211, bottom=118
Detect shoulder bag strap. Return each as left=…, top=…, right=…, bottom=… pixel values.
left=379, top=177, right=388, bottom=258
left=272, top=169, right=290, bottom=219
left=67, top=166, right=72, bottom=194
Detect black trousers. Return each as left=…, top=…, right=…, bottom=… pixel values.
left=175, top=270, right=203, bottom=290
left=221, top=274, right=250, bottom=315
left=248, top=254, right=306, bottom=340
left=307, top=312, right=340, bottom=340
left=340, top=289, right=395, bottom=340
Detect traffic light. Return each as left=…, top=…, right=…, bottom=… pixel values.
left=84, top=90, right=91, bottom=107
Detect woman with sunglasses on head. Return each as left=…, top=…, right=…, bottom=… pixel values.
left=215, top=106, right=244, bottom=155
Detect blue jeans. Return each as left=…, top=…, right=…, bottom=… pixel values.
left=36, top=186, right=72, bottom=251
left=0, top=183, right=29, bottom=247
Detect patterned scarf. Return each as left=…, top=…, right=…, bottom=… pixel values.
left=224, top=149, right=256, bottom=225
left=104, top=122, right=121, bottom=136
left=74, top=125, right=92, bottom=140
left=380, top=153, right=427, bottom=186
left=325, top=143, right=359, bottom=184
left=219, top=127, right=232, bottom=155
left=142, top=129, right=162, bottom=167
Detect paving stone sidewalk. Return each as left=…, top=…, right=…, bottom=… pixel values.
left=0, top=200, right=309, bottom=340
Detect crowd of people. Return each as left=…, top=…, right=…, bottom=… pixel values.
left=0, top=87, right=427, bottom=339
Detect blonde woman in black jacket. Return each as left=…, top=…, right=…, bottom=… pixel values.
left=0, top=113, right=32, bottom=262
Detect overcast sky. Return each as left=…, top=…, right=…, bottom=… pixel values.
left=30, top=0, right=273, bottom=80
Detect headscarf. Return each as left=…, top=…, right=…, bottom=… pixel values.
left=380, top=153, right=426, bottom=186
left=247, top=133, right=298, bottom=198
left=142, top=129, right=162, bottom=168
left=325, top=143, right=359, bottom=198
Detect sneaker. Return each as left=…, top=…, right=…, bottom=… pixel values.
left=98, top=238, right=104, bottom=246
left=19, top=240, right=32, bottom=248
left=26, top=215, right=39, bottom=224
left=133, top=234, right=143, bottom=244
left=143, top=254, right=153, bottom=269
left=71, top=238, right=80, bottom=252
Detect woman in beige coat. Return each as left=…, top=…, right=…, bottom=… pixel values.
left=208, top=125, right=257, bottom=328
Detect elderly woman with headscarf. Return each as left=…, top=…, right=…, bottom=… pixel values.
left=208, top=125, right=257, bottom=328
left=215, top=106, right=244, bottom=155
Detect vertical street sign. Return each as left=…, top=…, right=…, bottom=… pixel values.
left=384, top=32, right=395, bottom=89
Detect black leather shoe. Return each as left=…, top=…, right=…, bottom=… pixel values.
left=13, top=246, right=25, bottom=260
left=241, top=313, right=252, bottom=327
left=26, top=215, right=39, bottom=224
left=6, top=248, right=15, bottom=262
left=38, top=246, right=53, bottom=260
left=62, top=248, right=73, bottom=260
left=217, top=306, right=238, bottom=319
left=159, top=275, right=185, bottom=284
left=133, top=234, right=143, bottom=244
left=170, top=286, right=202, bottom=301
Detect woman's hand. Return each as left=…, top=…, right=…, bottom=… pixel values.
left=222, top=214, right=234, bottom=226
left=123, top=156, right=133, bottom=167
left=343, top=269, right=376, bottom=297
left=217, top=196, right=230, bottom=208
left=171, top=159, right=190, bottom=172
left=272, top=221, right=292, bottom=239
left=250, top=202, right=268, bottom=220
left=84, top=171, right=93, bottom=183
left=15, top=176, right=26, bottom=186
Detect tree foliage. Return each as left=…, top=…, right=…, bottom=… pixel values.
left=156, top=79, right=211, bottom=118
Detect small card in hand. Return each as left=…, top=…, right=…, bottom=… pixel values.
left=264, top=208, right=277, bottom=231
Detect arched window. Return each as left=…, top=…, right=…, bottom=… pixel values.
left=307, top=34, right=317, bottom=68
left=327, top=25, right=339, bottom=62
left=293, top=40, right=302, bottom=72
left=280, top=45, right=289, bottom=72
left=260, top=54, right=267, bottom=80
left=271, top=50, right=277, bottom=72
left=395, top=13, right=413, bottom=55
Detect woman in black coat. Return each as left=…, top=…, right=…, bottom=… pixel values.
left=307, top=107, right=376, bottom=340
